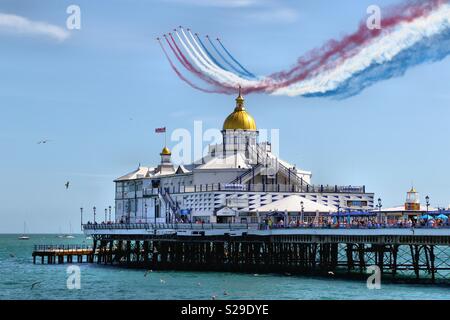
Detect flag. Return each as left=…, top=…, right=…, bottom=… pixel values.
left=155, top=127, right=166, bottom=133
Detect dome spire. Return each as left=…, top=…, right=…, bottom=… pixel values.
left=223, top=86, right=256, bottom=131
left=235, top=85, right=244, bottom=111
left=161, top=146, right=171, bottom=156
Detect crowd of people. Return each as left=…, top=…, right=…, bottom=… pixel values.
left=87, top=214, right=449, bottom=229
left=260, top=216, right=450, bottom=230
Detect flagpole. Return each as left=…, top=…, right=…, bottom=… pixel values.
left=164, top=129, right=167, bottom=147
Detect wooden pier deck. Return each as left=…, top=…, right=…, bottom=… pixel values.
left=32, top=245, right=94, bottom=264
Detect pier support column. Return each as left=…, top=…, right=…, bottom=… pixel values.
left=429, top=245, right=436, bottom=283
left=135, top=241, right=141, bottom=264
left=126, top=241, right=131, bottom=264
left=346, top=243, right=354, bottom=272
left=358, top=244, right=365, bottom=273
left=391, top=245, right=399, bottom=279
left=143, top=241, right=149, bottom=265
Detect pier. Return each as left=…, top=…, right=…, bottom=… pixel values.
left=33, top=223, right=450, bottom=284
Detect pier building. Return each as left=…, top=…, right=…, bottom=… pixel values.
left=113, top=90, right=373, bottom=225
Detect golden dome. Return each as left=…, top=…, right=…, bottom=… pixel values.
left=161, top=146, right=171, bottom=155
left=223, top=88, right=257, bottom=131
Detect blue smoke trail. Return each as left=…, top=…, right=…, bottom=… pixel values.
left=217, top=38, right=256, bottom=78
left=305, top=28, right=450, bottom=99
left=194, top=34, right=230, bottom=72
left=206, top=36, right=254, bottom=79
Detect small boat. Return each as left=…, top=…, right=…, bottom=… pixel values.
left=64, top=222, right=75, bottom=238
left=18, top=222, right=30, bottom=240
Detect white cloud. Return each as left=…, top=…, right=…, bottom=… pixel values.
left=165, top=0, right=261, bottom=8
left=245, top=7, right=299, bottom=23
left=0, top=13, right=69, bottom=41
left=169, top=110, right=190, bottom=118
left=163, top=0, right=298, bottom=24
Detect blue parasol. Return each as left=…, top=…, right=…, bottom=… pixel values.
left=436, top=214, right=448, bottom=220
left=419, top=214, right=434, bottom=220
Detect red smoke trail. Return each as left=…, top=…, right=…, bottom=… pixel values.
left=163, top=34, right=192, bottom=73
left=239, top=0, right=447, bottom=94
left=157, top=39, right=226, bottom=93
left=270, top=0, right=444, bottom=83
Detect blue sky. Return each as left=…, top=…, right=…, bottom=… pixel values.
left=1, top=0, right=450, bottom=233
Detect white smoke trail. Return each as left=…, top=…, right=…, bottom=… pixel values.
left=174, top=30, right=232, bottom=85
left=187, top=29, right=212, bottom=65
left=272, top=3, right=450, bottom=96
left=179, top=28, right=258, bottom=86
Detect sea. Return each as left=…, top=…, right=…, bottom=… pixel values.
left=1, top=234, right=449, bottom=300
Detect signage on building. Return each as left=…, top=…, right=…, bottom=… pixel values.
left=180, top=209, right=191, bottom=216
left=216, top=207, right=237, bottom=216
left=339, top=186, right=363, bottom=193
left=226, top=197, right=249, bottom=208
left=405, top=203, right=420, bottom=211
left=223, top=183, right=245, bottom=191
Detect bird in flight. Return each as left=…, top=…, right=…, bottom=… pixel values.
left=144, top=270, right=153, bottom=277
left=30, top=281, right=42, bottom=290
left=65, top=181, right=70, bottom=190
left=37, top=139, right=52, bottom=144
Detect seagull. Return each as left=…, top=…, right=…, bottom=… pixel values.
left=144, top=270, right=153, bottom=277
left=223, top=290, right=228, bottom=296
left=211, top=295, right=217, bottom=300
left=37, top=139, right=52, bottom=144
left=65, top=181, right=70, bottom=189
left=328, top=271, right=335, bottom=276
left=31, top=281, right=42, bottom=290
left=160, top=279, right=166, bottom=284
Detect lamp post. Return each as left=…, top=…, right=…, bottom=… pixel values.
left=154, top=199, right=157, bottom=225
left=80, top=207, right=83, bottom=230
left=337, top=204, right=341, bottom=225
left=144, top=202, right=148, bottom=224
left=300, top=201, right=304, bottom=225
left=377, top=198, right=382, bottom=224
left=426, top=195, right=430, bottom=213
left=93, top=206, right=96, bottom=224
left=108, top=206, right=112, bottom=223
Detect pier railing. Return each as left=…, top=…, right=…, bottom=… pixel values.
left=83, top=222, right=450, bottom=231
left=142, top=184, right=365, bottom=196
left=33, top=244, right=93, bottom=252
left=82, top=222, right=259, bottom=231
left=262, top=223, right=450, bottom=230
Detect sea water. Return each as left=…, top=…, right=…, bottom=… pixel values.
left=1, top=234, right=449, bottom=300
